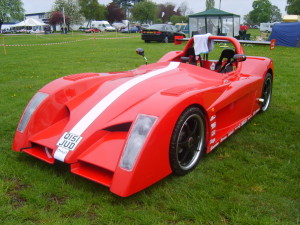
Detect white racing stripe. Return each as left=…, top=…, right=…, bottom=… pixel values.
left=54, top=62, right=180, bottom=162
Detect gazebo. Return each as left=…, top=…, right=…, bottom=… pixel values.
left=12, top=18, right=46, bottom=32
left=188, top=8, right=240, bottom=37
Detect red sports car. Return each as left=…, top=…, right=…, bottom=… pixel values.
left=84, top=28, right=100, bottom=33
left=13, top=36, right=273, bottom=197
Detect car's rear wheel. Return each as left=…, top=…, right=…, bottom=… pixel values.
left=260, top=73, right=272, bottom=112
left=145, top=40, right=150, bottom=43
left=170, top=107, right=206, bottom=175
left=163, top=36, right=169, bottom=43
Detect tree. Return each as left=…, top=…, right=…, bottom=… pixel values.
left=286, top=0, right=300, bottom=15
left=243, top=14, right=254, bottom=25
left=53, top=0, right=83, bottom=25
left=179, top=2, right=189, bottom=16
left=48, top=11, right=70, bottom=28
left=131, top=0, right=157, bottom=24
left=270, top=5, right=281, bottom=22
left=113, top=0, right=144, bottom=18
left=107, top=2, right=125, bottom=23
left=170, top=15, right=188, bottom=24
left=249, top=0, right=273, bottom=24
left=94, top=4, right=107, bottom=21
left=206, top=0, right=215, bottom=10
left=78, top=0, right=107, bottom=24
left=113, top=0, right=144, bottom=8
left=0, top=0, right=24, bottom=30
left=158, top=3, right=181, bottom=23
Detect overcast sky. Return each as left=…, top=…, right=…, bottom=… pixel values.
left=22, top=0, right=288, bottom=19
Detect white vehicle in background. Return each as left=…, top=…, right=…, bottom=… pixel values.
left=91, top=20, right=116, bottom=32
left=260, top=23, right=274, bottom=32
left=112, top=22, right=126, bottom=31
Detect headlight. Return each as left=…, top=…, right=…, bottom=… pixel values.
left=120, top=114, right=157, bottom=171
left=17, top=92, right=48, bottom=133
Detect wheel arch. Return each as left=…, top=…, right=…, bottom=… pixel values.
left=110, top=99, right=212, bottom=196
left=267, top=68, right=274, bottom=80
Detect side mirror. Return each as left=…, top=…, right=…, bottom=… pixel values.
left=233, top=54, right=246, bottom=62
left=136, top=48, right=148, bottom=65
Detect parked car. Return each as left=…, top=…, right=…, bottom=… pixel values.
left=91, top=21, right=116, bottom=32
left=121, top=26, right=139, bottom=33
left=175, top=23, right=189, bottom=34
left=28, top=29, right=44, bottom=34
left=78, top=26, right=88, bottom=32
left=12, top=35, right=274, bottom=197
left=16, top=29, right=30, bottom=34
left=141, top=24, right=185, bottom=43
left=112, top=22, right=126, bottom=31
left=84, top=28, right=100, bottom=33
left=1, top=29, right=11, bottom=34
left=141, top=24, right=150, bottom=30
left=260, top=23, right=274, bottom=32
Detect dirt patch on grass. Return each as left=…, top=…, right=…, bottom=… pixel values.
left=7, top=178, right=31, bottom=208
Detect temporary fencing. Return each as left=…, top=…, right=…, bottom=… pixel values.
left=1, top=36, right=139, bottom=47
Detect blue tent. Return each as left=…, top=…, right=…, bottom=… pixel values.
left=268, top=22, right=300, bottom=47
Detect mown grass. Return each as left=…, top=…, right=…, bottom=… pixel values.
left=0, top=33, right=299, bottom=224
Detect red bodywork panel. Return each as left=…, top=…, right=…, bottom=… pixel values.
left=12, top=36, right=274, bottom=197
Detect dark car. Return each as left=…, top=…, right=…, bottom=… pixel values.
left=141, top=24, right=185, bottom=43
left=121, top=26, right=140, bottom=33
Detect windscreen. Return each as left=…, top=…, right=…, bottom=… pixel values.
left=147, top=24, right=165, bottom=30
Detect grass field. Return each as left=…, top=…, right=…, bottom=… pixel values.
left=0, top=32, right=299, bottom=224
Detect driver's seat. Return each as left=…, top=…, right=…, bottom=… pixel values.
left=215, top=49, right=235, bottom=73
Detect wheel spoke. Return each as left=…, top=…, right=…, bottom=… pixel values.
left=184, top=122, right=192, bottom=135
left=190, top=120, right=198, bottom=136
left=184, top=119, right=198, bottom=136
left=179, top=147, right=192, bottom=165
left=178, top=118, right=202, bottom=166
left=178, top=140, right=189, bottom=148
left=194, top=136, right=201, bottom=149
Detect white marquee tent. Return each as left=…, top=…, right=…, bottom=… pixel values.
left=11, top=18, right=47, bottom=33
left=12, top=18, right=46, bottom=27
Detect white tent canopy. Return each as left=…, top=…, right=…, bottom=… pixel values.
left=12, top=18, right=46, bottom=27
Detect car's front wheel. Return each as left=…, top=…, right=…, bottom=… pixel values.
left=260, top=73, right=273, bottom=112
left=169, top=107, right=206, bottom=175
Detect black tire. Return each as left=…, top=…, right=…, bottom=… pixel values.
left=144, top=40, right=150, bottom=43
left=260, top=73, right=273, bottom=112
left=170, top=107, right=206, bottom=175
left=163, top=36, right=169, bottom=43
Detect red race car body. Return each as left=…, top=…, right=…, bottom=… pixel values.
left=84, top=28, right=100, bottom=33
left=13, top=36, right=274, bottom=197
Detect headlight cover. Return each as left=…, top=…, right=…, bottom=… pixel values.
left=120, top=114, right=157, bottom=171
left=17, top=92, right=48, bottom=133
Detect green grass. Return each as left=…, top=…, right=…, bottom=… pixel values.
left=0, top=33, right=299, bottom=224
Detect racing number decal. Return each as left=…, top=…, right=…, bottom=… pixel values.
left=56, top=132, right=82, bottom=151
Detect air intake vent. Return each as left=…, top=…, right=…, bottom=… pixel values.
left=71, top=161, right=113, bottom=187
left=64, top=73, right=100, bottom=81
left=104, top=122, right=132, bottom=132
